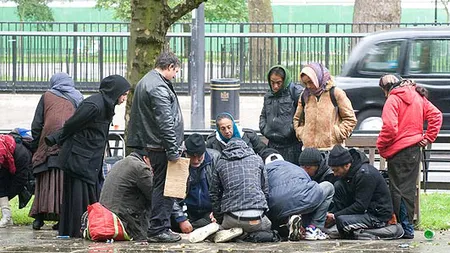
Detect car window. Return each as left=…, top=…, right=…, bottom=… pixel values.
left=360, top=41, right=402, bottom=73
left=409, top=39, right=450, bottom=74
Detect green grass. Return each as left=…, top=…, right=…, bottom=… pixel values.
left=4, top=193, right=450, bottom=230
left=418, top=192, right=450, bottom=231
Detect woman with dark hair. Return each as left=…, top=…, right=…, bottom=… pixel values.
left=259, top=65, right=302, bottom=165
left=48, top=75, right=130, bottom=238
left=29, top=72, right=83, bottom=230
left=376, top=74, right=442, bottom=239
left=206, top=112, right=266, bottom=157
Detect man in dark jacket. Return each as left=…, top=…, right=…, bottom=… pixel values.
left=210, top=138, right=271, bottom=233
left=326, top=145, right=394, bottom=239
left=99, top=150, right=153, bottom=241
left=260, top=148, right=333, bottom=241
left=126, top=51, right=184, bottom=242
left=259, top=65, right=303, bottom=165
left=171, top=134, right=221, bottom=234
left=298, top=147, right=337, bottom=184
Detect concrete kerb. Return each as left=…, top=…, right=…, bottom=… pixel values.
left=1, top=226, right=450, bottom=253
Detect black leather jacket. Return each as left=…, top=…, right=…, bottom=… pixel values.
left=127, top=70, right=184, bottom=160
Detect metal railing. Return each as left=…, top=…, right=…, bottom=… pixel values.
left=2, top=21, right=449, bottom=33
left=0, top=31, right=365, bottom=93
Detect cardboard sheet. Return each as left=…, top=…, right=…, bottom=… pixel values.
left=163, top=157, right=190, bottom=198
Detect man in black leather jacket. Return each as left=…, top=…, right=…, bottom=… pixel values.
left=127, top=51, right=184, bottom=243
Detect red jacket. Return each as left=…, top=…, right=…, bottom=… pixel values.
left=377, top=86, right=442, bottom=159
left=0, top=134, right=17, bottom=174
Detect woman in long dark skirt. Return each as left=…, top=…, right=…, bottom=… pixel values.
left=49, top=75, right=130, bottom=237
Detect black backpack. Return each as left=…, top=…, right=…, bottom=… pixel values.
left=241, top=230, right=281, bottom=243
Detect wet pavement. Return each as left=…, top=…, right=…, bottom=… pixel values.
left=1, top=226, right=450, bottom=253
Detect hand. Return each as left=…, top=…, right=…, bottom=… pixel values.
left=209, top=212, right=217, bottom=223
left=325, top=213, right=335, bottom=228
left=179, top=220, right=193, bottom=233
left=418, top=138, right=430, bottom=147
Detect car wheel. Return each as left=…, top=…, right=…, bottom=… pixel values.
left=356, top=109, right=383, bottom=131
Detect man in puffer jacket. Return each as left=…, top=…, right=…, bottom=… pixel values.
left=260, top=148, right=334, bottom=241
left=210, top=138, right=271, bottom=233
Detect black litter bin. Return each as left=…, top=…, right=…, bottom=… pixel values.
left=210, top=78, right=240, bottom=129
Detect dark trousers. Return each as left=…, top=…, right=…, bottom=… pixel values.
left=147, top=151, right=174, bottom=236
left=268, top=141, right=302, bottom=166
left=387, top=145, right=420, bottom=235
left=332, top=180, right=385, bottom=237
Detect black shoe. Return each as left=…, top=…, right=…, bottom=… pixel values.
left=147, top=231, right=181, bottom=243
left=402, top=233, right=414, bottom=239
left=52, top=222, right=59, bottom=230
left=32, top=219, right=44, bottom=230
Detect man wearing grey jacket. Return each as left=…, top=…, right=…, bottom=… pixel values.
left=210, top=138, right=272, bottom=233
left=126, top=51, right=184, bottom=242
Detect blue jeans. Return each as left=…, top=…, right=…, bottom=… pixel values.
left=302, top=181, right=334, bottom=228
left=400, top=199, right=414, bottom=236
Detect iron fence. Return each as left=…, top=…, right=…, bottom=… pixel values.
left=2, top=21, right=450, bottom=33
left=0, top=31, right=365, bottom=93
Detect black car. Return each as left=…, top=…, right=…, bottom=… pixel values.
left=336, top=27, right=450, bottom=130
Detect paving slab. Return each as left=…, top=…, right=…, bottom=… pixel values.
left=1, top=226, right=449, bottom=253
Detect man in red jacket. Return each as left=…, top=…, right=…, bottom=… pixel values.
left=376, top=74, right=442, bottom=239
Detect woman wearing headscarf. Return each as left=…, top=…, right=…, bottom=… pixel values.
left=47, top=75, right=130, bottom=238
left=259, top=65, right=303, bottom=165
left=206, top=112, right=266, bottom=157
left=377, top=74, right=442, bottom=239
left=293, top=63, right=356, bottom=150
left=29, top=72, right=83, bottom=230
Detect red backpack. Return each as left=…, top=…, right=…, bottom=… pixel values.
left=83, top=202, right=130, bottom=241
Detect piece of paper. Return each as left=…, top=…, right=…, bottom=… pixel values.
left=163, top=157, right=190, bottom=198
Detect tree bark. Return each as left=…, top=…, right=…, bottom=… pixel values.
left=352, top=0, right=402, bottom=33
left=247, top=0, right=274, bottom=80
left=125, top=0, right=205, bottom=142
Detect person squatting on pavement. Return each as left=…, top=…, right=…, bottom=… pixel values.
left=377, top=74, right=442, bottom=239
left=47, top=75, right=130, bottom=238
left=260, top=148, right=333, bottom=241
left=210, top=138, right=271, bottom=234
left=99, top=149, right=154, bottom=241
left=207, top=112, right=267, bottom=157
left=259, top=65, right=303, bottom=165
left=298, top=147, right=337, bottom=184
left=0, top=132, right=33, bottom=228
left=29, top=72, right=83, bottom=231
left=171, top=134, right=221, bottom=234
left=293, top=63, right=356, bottom=150
left=126, top=51, right=184, bottom=243
left=326, top=145, right=395, bottom=239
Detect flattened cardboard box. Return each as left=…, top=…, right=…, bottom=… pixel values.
left=163, top=157, right=190, bottom=198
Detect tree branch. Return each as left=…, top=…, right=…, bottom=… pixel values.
left=168, top=0, right=206, bottom=26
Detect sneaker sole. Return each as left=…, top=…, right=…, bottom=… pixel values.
left=214, top=228, right=244, bottom=243
left=189, top=223, right=220, bottom=243
left=288, top=216, right=301, bottom=241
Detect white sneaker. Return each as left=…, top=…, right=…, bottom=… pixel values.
left=305, top=225, right=328, bottom=240
left=214, top=227, right=243, bottom=243
left=288, top=214, right=302, bottom=241
left=188, top=223, right=220, bottom=243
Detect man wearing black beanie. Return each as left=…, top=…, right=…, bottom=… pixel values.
left=298, top=148, right=337, bottom=184
left=326, top=145, right=397, bottom=239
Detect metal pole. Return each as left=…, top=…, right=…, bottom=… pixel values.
left=435, top=0, right=438, bottom=24
left=190, top=3, right=205, bottom=129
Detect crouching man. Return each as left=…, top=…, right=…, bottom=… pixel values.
left=210, top=138, right=272, bottom=234
left=261, top=148, right=333, bottom=241
left=171, top=134, right=221, bottom=233
left=99, top=149, right=153, bottom=241
left=326, top=145, right=401, bottom=239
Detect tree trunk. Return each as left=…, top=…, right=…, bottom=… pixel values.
left=125, top=0, right=205, bottom=145
left=352, top=0, right=402, bottom=33
left=247, top=0, right=274, bottom=81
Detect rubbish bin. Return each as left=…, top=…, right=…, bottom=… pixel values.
left=210, top=78, right=240, bottom=129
